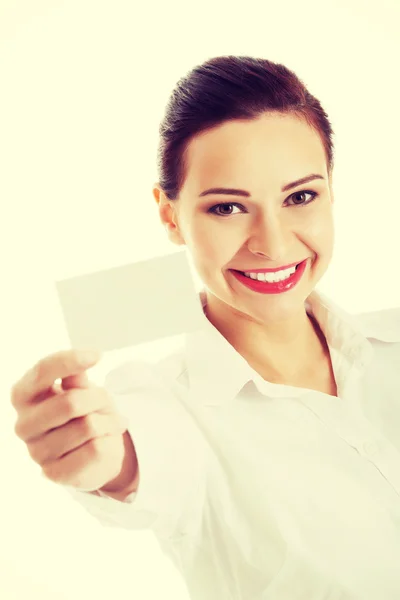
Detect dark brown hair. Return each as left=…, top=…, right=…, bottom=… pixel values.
left=156, top=55, right=335, bottom=201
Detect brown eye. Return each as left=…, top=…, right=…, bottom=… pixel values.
left=287, top=190, right=318, bottom=206
left=208, top=203, right=245, bottom=216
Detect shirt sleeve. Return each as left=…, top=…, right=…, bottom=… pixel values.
left=62, top=359, right=208, bottom=541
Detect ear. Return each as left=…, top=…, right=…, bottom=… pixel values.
left=152, top=184, right=185, bottom=246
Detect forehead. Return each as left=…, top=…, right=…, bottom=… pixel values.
left=183, top=113, right=327, bottom=193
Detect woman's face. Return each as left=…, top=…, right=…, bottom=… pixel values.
left=153, top=112, right=335, bottom=326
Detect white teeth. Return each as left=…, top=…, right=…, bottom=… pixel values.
left=243, top=265, right=297, bottom=283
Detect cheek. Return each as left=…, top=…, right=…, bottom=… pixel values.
left=189, top=222, right=235, bottom=264
left=302, top=210, right=334, bottom=250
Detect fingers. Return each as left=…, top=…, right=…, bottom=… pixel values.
left=40, top=434, right=124, bottom=489
left=10, top=349, right=101, bottom=408
left=27, top=411, right=126, bottom=465
left=34, top=384, right=60, bottom=403
left=14, top=385, right=111, bottom=442
left=62, top=372, right=90, bottom=391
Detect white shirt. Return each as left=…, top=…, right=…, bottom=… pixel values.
left=66, top=288, right=400, bottom=600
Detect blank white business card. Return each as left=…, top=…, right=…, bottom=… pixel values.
left=55, top=250, right=206, bottom=353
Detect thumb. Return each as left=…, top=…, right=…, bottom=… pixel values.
left=62, top=350, right=102, bottom=390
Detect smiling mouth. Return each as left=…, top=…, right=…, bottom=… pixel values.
left=229, top=259, right=308, bottom=292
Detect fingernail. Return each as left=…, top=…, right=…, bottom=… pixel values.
left=77, top=350, right=101, bottom=365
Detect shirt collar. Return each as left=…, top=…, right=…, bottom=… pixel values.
left=184, top=287, right=396, bottom=407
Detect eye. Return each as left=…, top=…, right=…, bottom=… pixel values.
left=207, top=190, right=318, bottom=217
left=286, top=190, right=318, bottom=206
left=207, top=202, right=245, bottom=217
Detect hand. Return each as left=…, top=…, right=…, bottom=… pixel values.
left=11, top=349, right=137, bottom=493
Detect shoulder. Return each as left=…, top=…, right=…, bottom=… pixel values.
left=352, top=305, right=400, bottom=342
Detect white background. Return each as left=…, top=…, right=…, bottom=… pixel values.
left=1, top=0, right=399, bottom=598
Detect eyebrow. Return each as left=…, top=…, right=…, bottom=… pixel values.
left=198, top=174, right=325, bottom=197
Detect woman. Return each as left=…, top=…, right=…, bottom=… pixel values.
left=12, top=55, right=400, bottom=599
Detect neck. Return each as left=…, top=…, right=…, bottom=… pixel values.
left=204, top=294, right=327, bottom=384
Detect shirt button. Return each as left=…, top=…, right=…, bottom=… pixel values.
left=363, top=440, right=379, bottom=456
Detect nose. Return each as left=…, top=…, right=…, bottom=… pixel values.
left=247, top=213, right=289, bottom=260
